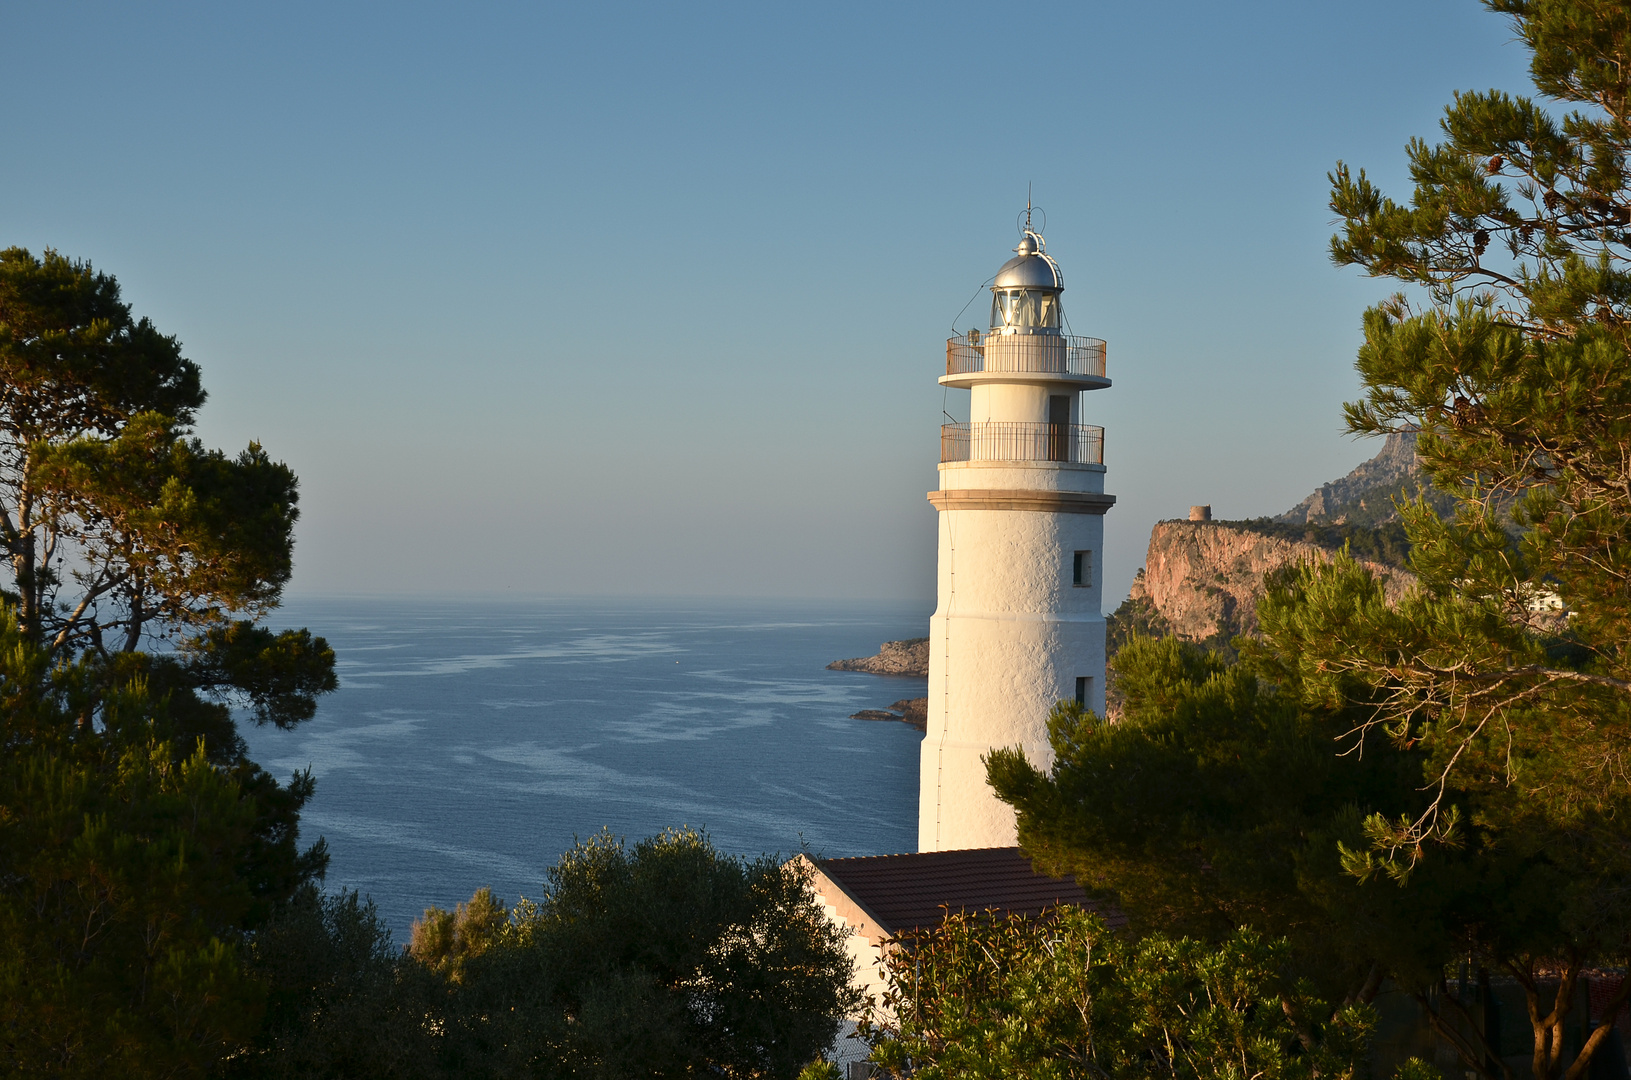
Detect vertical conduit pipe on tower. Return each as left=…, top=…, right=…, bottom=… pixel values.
left=936, top=510, right=955, bottom=849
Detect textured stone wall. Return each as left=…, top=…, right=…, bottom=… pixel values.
left=921, top=501, right=1107, bottom=853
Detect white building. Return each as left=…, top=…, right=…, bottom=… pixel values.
left=797, top=848, right=1124, bottom=1074
left=918, top=217, right=1114, bottom=852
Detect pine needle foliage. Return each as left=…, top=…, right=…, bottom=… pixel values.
left=990, top=9, right=1631, bottom=1080
left=0, top=604, right=316, bottom=1077
left=0, top=247, right=336, bottom=739
left=1318, top=0, right=1631, bottom=857
left=1025, top=6, right=1631, bottom=1080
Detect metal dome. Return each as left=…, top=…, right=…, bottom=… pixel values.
left=993, top=230, right=1063, bottom=290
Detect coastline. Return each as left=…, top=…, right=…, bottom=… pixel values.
left=829, top=637, right=930, bottom=731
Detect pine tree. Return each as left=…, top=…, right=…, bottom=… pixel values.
left=0, top=248, right=337, bottom=1076
left=1275, top=3, right=1631, bottom=1077
left=1316, top=0, right=1631, bottom=843
left=996, top=7, right=1631, bottom=1080
left=0, top=248, right=336, bottom=736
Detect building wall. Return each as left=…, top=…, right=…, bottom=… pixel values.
left=919, top=460, right=1108, bottom=852
left=795, top=857, right=892, bottom=1020
left=818, top=900, right=890, bottom=1018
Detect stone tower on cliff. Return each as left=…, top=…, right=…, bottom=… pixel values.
left=919, top=214, right=1115, bottom=852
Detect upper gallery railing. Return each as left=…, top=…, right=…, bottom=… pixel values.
left=946, top=331, right=1107, bottom=378
left=940, top=422, right=1104, bottom=465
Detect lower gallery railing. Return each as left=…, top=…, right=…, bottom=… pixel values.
left=940, top=422, right=1104, bottom=464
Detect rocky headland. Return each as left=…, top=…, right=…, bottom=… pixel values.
left=830, top=436, right=1439, bottom=726
left=1109, top=432, right=1429, bottom=651
left=828, top=638, right=930, bottom=731
left=1277, top=431, right=1433, bottom=525
left=1124, top=519, right=1415, bottom=644
left=827, top=637, right=929, bottom=677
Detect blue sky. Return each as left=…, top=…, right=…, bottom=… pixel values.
left=0, top=1, right=1533, bottom=606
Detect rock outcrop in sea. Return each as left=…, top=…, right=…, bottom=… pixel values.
left=828, top=639, right=930, bottom=732
left=850, top=697, right=928, bottom=731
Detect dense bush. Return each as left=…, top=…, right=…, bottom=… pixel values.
left=862, top=906, right=1373, bottom=1080
left=410, top=829, right=859, bottom=1080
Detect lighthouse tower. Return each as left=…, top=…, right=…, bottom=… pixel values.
left=919, top=214, right=1115, bottom=853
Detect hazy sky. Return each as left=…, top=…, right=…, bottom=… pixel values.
left=1, top=2, right=1532, bottom=607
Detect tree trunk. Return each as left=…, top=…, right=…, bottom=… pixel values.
left=1347, top=963, right=1385, bottom=1008
left=12, top=478, right=38, bottom=643
left=1519, top=960, right=1581, bottom=1080
left=1417, top=983, right=1513, bottom=1080
left=14, top=537, right=36, bottom=641
left=1562, top=978, right=1631, bottom=1080
left=123, top=589, right=142, bottom=653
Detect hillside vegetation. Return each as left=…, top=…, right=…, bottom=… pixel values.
left=1205, top=517, right=1413, bottom=570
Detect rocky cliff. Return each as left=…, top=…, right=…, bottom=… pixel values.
left=1127, top=521, right=1415, bottom=644
left=1112, top=435, right=1429, bottom=649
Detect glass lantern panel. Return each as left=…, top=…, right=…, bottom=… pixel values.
left=992, top=289, right=1063, bottom=330
left=1039, top=292, right=1060, bottom=327
left=990, top=291, right=1014, bottom=328
left=1010, top=290, right=1031, bottom=326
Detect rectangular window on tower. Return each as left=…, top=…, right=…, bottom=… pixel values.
left=1072, top=550, right=1092, bottom=587
left=1075, top=677, right=1092, bottom=705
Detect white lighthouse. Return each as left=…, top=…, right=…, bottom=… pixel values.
left=919, top=214, right=1114, bottom=853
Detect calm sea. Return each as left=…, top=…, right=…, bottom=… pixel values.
left=239, top=596, right=929, bottom=937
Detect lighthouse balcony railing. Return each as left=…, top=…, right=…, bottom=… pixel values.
left=946, top=332, right=1107, bottom=378
left=940, top=422, right=1104, bottom=465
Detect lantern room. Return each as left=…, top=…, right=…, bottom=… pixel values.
left=939, top=218, right=1110, bottom=460
left=989, top=230, right=1064, bottom=335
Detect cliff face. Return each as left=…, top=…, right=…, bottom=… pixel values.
left=1112, top=434, right=1432, bottom=647
left=1132, top=521, right=1415, bottom=642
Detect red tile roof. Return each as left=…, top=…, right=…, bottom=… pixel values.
left=808, top=847, right=1126, bottom=942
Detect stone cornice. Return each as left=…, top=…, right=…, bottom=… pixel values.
left=927, top=489, right=1117, bottom=515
